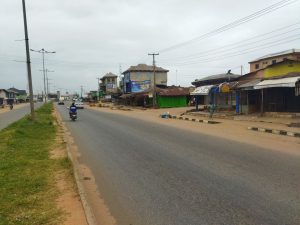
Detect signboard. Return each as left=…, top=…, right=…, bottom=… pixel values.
left=106, top=84, right=116, bottom=89
left=190, top=85, right=214, bottom=95
left=131, top=80, right=151, bottom=93
left=220, top=83, right=230, bottom=93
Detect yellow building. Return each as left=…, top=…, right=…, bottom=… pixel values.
left=264, top=60, right=300, bottom=78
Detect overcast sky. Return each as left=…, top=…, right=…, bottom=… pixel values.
left=0, top=0, right=299, bottom=95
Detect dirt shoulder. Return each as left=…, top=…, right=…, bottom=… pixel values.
left=87, top=105, right=300, bottom=156
left=0, top=103, right=28, bottom=114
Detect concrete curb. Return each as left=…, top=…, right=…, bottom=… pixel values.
left=167, top=115, right=220, bottom=124
left=248, top=126, right=300, bottom=138
left=54, top=107, right=97, bottom=225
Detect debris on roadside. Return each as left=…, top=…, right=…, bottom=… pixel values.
left=160, top=112, right=171, bottom=118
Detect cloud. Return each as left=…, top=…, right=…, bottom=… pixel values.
left=0, top=0, right=299, bottom=93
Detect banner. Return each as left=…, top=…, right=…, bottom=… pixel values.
left=131, top=80, right=151, bottom=93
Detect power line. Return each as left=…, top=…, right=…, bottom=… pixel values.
left=163, top=35, right=300, bottom=67
left=159, top=30, right=300, bottom=64
left=159, top=0, right=299, bottom=53
left=159, top=22, right=300, bottom=62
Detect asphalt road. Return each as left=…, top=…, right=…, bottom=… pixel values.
left=57, top=105, right=300, bottom=225
left=0, top=103, right=42, bottom=130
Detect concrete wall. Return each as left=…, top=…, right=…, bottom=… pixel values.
left=264, top=61, right=300, bottom=78
left=130, top=71, right=167, bottom=85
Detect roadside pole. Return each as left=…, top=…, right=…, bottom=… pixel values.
left=22, top=0, right=35, bottom=120
left=148, top=53, right=159, bottom=108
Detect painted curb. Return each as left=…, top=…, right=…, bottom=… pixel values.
left=248, top=126, right=300, bottom=138
left=166, top=115, right=220, bottom=124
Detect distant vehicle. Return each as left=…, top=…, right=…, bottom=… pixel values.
left=58, top=101, right=64, bottom=105
left=74, top=101, right=84, bottom=109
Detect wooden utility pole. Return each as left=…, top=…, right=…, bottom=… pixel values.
left=22, top=0, right=35, bottom=120
left=148, top=53, right=159, bottom=108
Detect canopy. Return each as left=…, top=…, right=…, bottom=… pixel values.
left=236, top=79, right=261, bottom=90
left=254, top=76, right=300, bottom=89
left=190, top=85, right=215, bottom=95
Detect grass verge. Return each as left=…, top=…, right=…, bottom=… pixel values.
left=0, top=103, right=71, bottom=225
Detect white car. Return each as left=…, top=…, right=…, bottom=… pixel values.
left=74, top=101, right=84, bottom=109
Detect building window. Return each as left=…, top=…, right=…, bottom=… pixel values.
left=272, top=60, right=276, bottom=64
left=255, top=64, right=259, bottom=69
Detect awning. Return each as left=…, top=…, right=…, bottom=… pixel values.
left=236, top=79, right=261, bottom=90
left=254, top=76, right=300, bottom=89
left=190, top=85, right=215, bottom=95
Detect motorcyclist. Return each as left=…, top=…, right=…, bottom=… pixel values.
left=69, top=102, right=77, bottom=117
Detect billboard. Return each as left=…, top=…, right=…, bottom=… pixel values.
left=131, top=80, right=151, bottom=93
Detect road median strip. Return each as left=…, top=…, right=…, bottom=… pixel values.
left=162, top=114, right=220, bottom=124
left=248, top=126, right=300, bottom=138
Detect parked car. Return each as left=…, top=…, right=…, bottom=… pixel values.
left=75, top=101, right=84, bottom=109
left=58, top=101, right=64, bottom=105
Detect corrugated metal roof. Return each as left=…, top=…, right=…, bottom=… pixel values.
left=122, top=64, right=169, bottom=74
left=237, top=79, right=261, bottom=89
left=193, top=73, right=241, bottom=83
left=158, top=87, right=190, bottom=96
left=254, top=76, right=300, bottom=89
left=102, top=72, right=118, bottom=78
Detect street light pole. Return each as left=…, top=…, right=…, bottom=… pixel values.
left=31, top=48, right=55, bottom=102
left=22, top=0, right=35, bottom=120
left=148, top=53, right=159, bottom=108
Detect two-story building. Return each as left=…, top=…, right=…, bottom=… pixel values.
left=234, top=50, right=300, bottom=114
left=100, top=72, right=118, bottom=95
left=249, top=49, right=300, bottom=72
left=122, top=64, right=168, bottom=93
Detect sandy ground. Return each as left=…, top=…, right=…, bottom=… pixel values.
left=0, top=103, right=28, bottom=114
left=87, top=104, right=300, bottom=156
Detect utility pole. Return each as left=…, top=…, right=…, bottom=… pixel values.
left=22, top=0, right=35, bottom=120
left=40, top=69, right=54, bottom=100
left=241, top=65, right=243, bottom=76
left=148, top=53, right=159, bottom=108
left=96, top=78, right=100, bottom=101
left=80, top=85, right=83, bottom=99
left=31, top=48, right=55, bottom=102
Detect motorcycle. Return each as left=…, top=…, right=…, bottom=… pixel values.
left=69, top=112, right=77, bottom=121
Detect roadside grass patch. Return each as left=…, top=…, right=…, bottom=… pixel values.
left=0, top=103, right=69, bottom=225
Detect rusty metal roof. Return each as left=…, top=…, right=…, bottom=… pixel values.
left=122, top=64, right=169, bottom=74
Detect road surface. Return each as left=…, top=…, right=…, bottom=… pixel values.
left=0, top=103, right=42, bottom=130
left=57, top=105, right=300, bottom=225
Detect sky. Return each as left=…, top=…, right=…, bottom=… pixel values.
left=0, top=0, right=299, bottom=95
